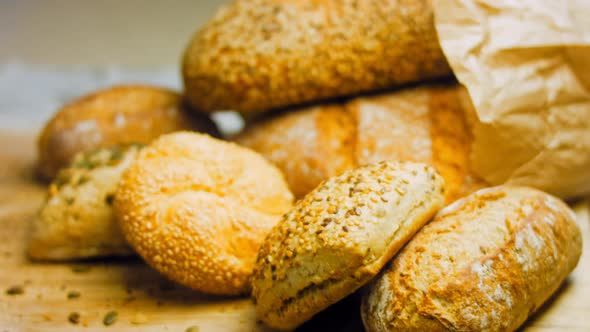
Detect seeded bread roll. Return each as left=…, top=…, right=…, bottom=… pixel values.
left=38, top=85, right=219, bottom=180
left=251, top=161, right=445, bottom=330
left=236, top=83, right=485, bottom=203
left=28, top=145, right=141, bottom=261
left=182, top=0, right=451, bottom=113
left=362, top=186, right=583, bottom=332
left=114, top=132, right=293, bottom=295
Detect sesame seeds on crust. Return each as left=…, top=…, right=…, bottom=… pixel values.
left=28, top=145, right=142, bottom=261
left=251, top=160, right=445, bottom=329
left=114, top=132, right=294, bottom=295
left=182, top=0, right=451, bottom=113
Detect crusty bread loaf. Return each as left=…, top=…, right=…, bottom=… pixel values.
left=182, top=0, right=451, bottom=113
left=251, top=161, right=445, bottom=330
left=236, top=83, right=485, bottom=203
left=114, top=132, right=293, bottom=295
left=362, top=186, right=583, bottom=332
left=28, top=145, right=141, bottom=261
left=38, top=85, right=219, bottom=180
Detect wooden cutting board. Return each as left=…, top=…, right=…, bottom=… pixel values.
left=0, top=132, right=589, bottom=332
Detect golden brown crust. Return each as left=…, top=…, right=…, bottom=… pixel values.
left=361, top=186, right=583, bottom=332
left=351, top=88, right=433, bottom=166
left=114, top=132, right=293, bottom=295
left=37, top=85, right=219, bottom=180
left=251, top=161, right=445, bottom=330
left=235, top=83, right=487, bottom=202
left=428, top=85, right=486, bottom=202
left=235, top=105, right=356, bottom=198
left=182, top=0, right=451, bottom=113
left=28, top=145, right=142, bottom=261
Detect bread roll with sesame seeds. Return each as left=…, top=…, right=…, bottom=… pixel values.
left=114, top=132, right=294, bottom=295
left=38, top=85, right=220, bottom=180
left=235, top=83, right=486, bottom=203
left=251, top=161, right=445, bottom=330
left=182, top=0, right=452, bottom=113
left=362, top=186, right=583, bottom=332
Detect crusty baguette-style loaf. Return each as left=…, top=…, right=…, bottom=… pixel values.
left=114, top=132, right=293, bottom=295
left=251, top=161, right=445, bottom=330
left=236, top=83, right=485, bottom=203
left=182, top=0, right=451, bottom=113
left=28, top=145, right=141, bottom=261
left=38, top=85, right=219, bottom=180
left=362, top=186, right=583, bottom=332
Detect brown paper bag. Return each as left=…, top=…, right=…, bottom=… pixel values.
left=433, top=0, right=590, bottom=198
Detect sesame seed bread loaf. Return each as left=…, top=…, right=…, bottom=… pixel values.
left=236, top=83, right=486, bottom=203
left=182, top=0, right=451, bottom=113
left=114, top=132, right=294, bottom=295
left=362, top=186, right=583, bottom=332
left=28, top=145, right=142, bottom=261
left=38, top=85, right=219, bottom=180
left=251, top=161, right=445, bottom=330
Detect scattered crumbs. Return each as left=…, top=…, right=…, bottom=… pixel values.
left=59, top=284, right=66, bottom=291
left=103, top=311, right=118, bottom=326
left=5, top=285, right=24, bottom=296
left=23, top=280, right=32, bottom=285
left=68, top=312, right=80, bottom=325
left=156, top=300, right=164, bottom=307
left=71, top=265, right=92, bottom=273
left=67, top=290, right=81, bottom=299
left=42, top=313, right=52, bottom=321
left=105, top=193, right=115, bottom=206
left=130, top=312, right=148, bottom=325
left=186, top=326, right=200, bottom=332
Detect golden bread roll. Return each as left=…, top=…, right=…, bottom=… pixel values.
left=38, top=85, right=219, bottom=180
left=236, top=83, right=486, bottom=203
left=28, top=145, right=141, bottom=261
left=114, top=132, right=293, bottom=295
left=182, top=0, right=451, bottom=113
left=251, top=161, right=445, bottom=329
left=362, top=186, right=583, bottom=332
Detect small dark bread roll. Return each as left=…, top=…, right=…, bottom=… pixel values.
left=37, top=85, right=219, bottom=180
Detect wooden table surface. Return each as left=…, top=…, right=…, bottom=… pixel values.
left=0, top=132, right=588, bottom=331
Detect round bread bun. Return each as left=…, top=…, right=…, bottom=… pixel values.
left=38, top=85, right=220, bottom=180
left=182, top=0, right=451, bottom=113
left=28, top=144, right=142, bottom=261
left=251, top=161, right=445, bottom=329
left=235, top=83, right=486, bottom=203
left=114, top=132, right=294, bottom=295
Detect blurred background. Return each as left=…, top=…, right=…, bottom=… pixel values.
left=0, top=0, right=227, bottom=130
